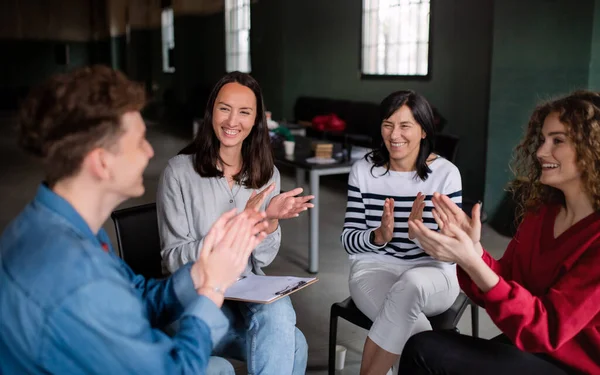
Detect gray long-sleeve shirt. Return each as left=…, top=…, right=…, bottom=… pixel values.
left=156, top=154, right=282, bottom=275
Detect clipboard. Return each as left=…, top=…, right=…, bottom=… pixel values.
left=224, top=274, right=318, bottom=304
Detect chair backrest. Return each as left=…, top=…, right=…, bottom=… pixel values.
left=110, top=203, right=164, bottom=279
left=434, top=133, right=459, bottom=163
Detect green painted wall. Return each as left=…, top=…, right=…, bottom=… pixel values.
left=251, top=0, right=286, bottom=120
left=484, top=0, right=595, bottom=222
left=48, top=0, right=593, bottom=217
left=0, top=39, right=91, bottom=109
left=128, top=29, right=158, bottom=93
left=171, top=12, right=225, bottom=123
left=165, top=0, right=494, bottom=200
left=0, top=39, right=90, bottom=87
left=110, top=35, right=127, bottom=73
left=129, top=28, right=175, bottom=121
left=0, top=33, right=164, bottom=111
left=278, top=0, right=494, bottom=201
left=175, top=13, right=224, bottom=100
left=88, top=39, right=113, bottom=68
left=172, top=0, right=285, bottom=122
left=589, top=0, right=600, bottom=89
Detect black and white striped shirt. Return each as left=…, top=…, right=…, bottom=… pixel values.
left=341, top=157, right=462, bottom=264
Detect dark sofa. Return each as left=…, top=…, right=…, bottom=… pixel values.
left=293, top=96, right=381, bottom=145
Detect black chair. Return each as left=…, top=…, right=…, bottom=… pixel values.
left=432, top=133, right=488, bottom=223
left=463, top=199, right=488, bottom=223
left=433, top=133, right=460, bottom=163
left=328, top=293, right=479, bottom=375
left=110, top=202, right=164, bottom=279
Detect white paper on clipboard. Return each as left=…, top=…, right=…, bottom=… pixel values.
left=224, top=274, right=318, bottom=304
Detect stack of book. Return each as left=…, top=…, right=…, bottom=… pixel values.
left=312, top=143, right=333, bottom=158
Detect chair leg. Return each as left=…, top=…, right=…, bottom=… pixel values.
left=328, top=309, right=338, bottom=375
left=471, top=303, right=479, bottom=338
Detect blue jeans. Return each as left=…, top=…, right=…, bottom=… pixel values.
left=213, top=296, right=308, bottom=375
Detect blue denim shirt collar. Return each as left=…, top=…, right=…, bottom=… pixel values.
left=35, top=183, right=100, bottom=244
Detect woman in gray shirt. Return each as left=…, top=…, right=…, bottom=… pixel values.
left=157, top=72, right=312, bottom=375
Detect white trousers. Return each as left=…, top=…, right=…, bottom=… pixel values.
left=349, top=259, right=460, bottom=356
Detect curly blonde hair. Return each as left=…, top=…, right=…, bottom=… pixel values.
left=510, top=90, right=600, bottom=222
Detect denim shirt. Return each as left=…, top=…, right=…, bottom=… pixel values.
left=0, top=184, right=229, bottom=374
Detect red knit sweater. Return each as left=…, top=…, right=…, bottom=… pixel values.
left=458, top=204, right=600, bottom=375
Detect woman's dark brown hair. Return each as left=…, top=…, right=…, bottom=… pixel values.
left=18, top=65, right=146, bottom=186
left=180, top=72, right=274, bottom=189
left=366, top=90, right=436, bottom=180
left=510, top=90, right=600, bottom=222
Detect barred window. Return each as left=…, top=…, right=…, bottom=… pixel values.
left=225, top=0, right=251, bottom=73
left=161, top=7, right=175, bottom=73
left=362, top=0, right=431, bottom=76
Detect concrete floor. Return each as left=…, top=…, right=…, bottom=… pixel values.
left=0, top=113, right=510, bottom=374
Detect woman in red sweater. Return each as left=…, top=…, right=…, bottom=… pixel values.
left=399, top=90, right=600, bottom=375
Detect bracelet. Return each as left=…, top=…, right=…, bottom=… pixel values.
left=208, top=284, right=224, bottom=295
left=198, top=284, right=225, bottom=297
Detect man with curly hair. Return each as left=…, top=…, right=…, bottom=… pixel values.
left=0, top=65, right=269, bottom=374
left=400, top=90, right=600, bottom=375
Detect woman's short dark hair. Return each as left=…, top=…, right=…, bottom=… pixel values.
left=366, top=90, right=436, bottom=180
left=180, top=72, right=273, bottom=189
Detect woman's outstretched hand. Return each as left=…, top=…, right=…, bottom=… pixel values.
left=265, top=187, right=314, bottom=220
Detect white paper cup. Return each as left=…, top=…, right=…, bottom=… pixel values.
left=284, top=140, right=295, bottom=155
left=335, top=345, right=347, bottom=370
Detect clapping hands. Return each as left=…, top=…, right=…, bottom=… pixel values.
left=191, top=208, right=269, bottom=306
left=407, top=193, right=483, bottom=265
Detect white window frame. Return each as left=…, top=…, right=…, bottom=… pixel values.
left=161, top=7, right=175, bottom=73
left=225, top=0, right=251, bottom=73
left=362, top=0, right=431, bottom=76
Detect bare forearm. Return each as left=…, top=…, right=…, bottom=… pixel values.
left=460, top=255, right=500, bottom=293
left=251, top=226, right=281, bottom=269
left=191, top=264, right=225, bottom=307
left=372, top=228, right=388, bottom=246
left=196, top=287, right=225, bottom=307
left=265, top=219, right=279, bottom=234
left=474, top=241, right=484, bottom=256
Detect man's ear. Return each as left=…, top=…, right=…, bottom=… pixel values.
left=82, top=148, right=111, bottom=181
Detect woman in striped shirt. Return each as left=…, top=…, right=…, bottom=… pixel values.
left=341, top=90, right=462, bottom=375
